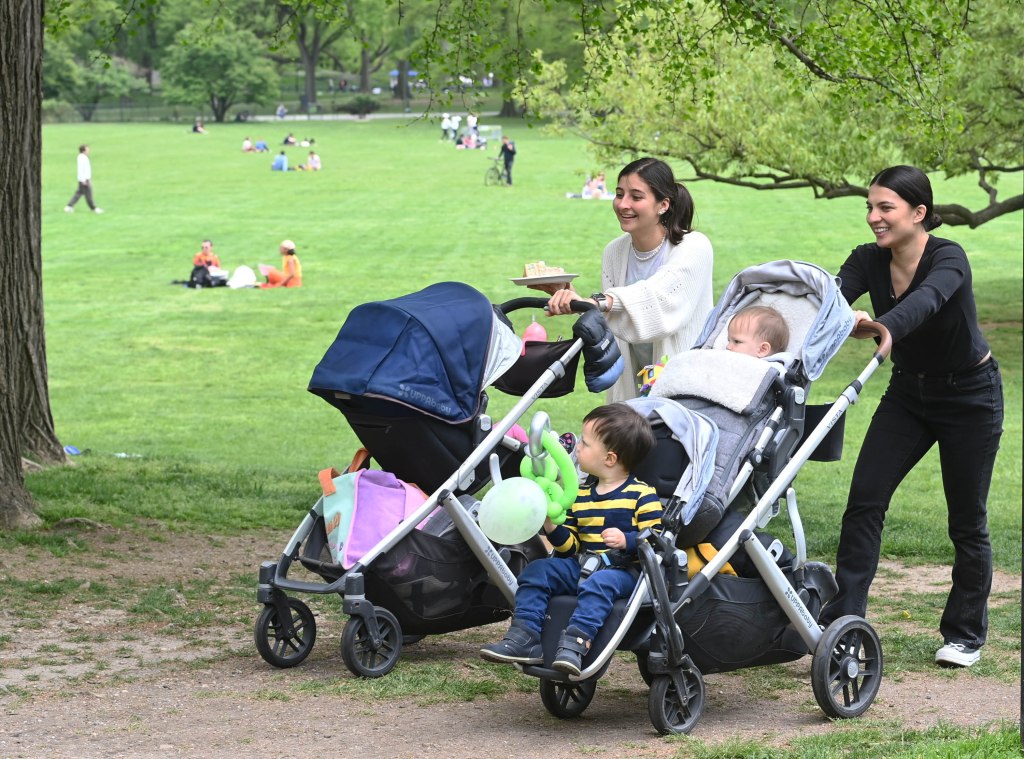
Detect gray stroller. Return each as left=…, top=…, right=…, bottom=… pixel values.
left=509, top=260, right=893, bottom=734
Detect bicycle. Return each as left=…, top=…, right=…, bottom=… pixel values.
left=484, top=157, right=509, bottom=186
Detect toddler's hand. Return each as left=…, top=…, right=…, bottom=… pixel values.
left=602, top=528, right=626, bottom=550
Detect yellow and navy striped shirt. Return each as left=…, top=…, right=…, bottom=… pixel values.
left=548, top=475, right=662, bottom=557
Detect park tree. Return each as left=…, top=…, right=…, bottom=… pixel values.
left=419, top=0, right=1023, bottom=226
left=40, top=0, right=148, bottom=120
left=1, top=0, right=63, bottom=529
left=162, top=20, right=280, bottom=122
left=43, top=38, right=144, bottom=121
left=271, top=1, right=352, bottom=112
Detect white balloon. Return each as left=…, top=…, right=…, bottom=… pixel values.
left=478, top=477, right=548, bottom=545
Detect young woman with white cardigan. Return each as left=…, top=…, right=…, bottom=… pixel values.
left=544, top=158, right=714, bottom=402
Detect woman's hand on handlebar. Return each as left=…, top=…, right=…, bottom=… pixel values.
left=853, top=310, right=872, bottom=327
left=546, top=287, right=585, bottom=316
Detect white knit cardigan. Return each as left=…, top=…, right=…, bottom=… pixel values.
left=601, top=230, right=715, bottom=402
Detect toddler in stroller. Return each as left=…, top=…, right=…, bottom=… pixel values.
left=492, top=260, right=894, bottom=735
left=253, top=281, right=625, bottom=678
left=480, top=402, right=662, bottom=676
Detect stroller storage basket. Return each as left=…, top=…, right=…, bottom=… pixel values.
left=677, top=573, right=806, bottom=675
left=300, top=512, right=542, bottom=635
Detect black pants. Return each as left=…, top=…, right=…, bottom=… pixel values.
left=67, top=181, right=96, bottom=210
left=820, top=358, right=1003, bottom=648
left=503, top=159, right=513, bottom=185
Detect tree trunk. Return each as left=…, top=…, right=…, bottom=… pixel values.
left=209, top=94, right=231, bottom=123
left=359, top=47, right=371, bottom=92
left=0, top=0, right=55, bottom=529
left=498, top=98, right=522, bottom=117
left=395, top=58, right=409, bottom=107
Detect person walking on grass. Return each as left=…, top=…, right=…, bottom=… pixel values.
left=817, top=165, right=1004, bottom=669
left=65, top=144, right=102, bottom=214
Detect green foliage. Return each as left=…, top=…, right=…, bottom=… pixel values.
left=424, top=0, right=1023, bottom=225
left=161, top=20, right=280, bottom=121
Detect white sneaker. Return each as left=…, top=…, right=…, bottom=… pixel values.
left=935, top=642, right=981, bottom=667
left=64, top=206, right=74, bottom=213
left=93, top=208, right=104, bottom=214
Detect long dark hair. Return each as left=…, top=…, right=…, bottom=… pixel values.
left=870, top=165, right=943, bottom=231
left=618, top=157, right=695, bottom=245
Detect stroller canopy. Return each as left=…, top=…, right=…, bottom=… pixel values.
left=308, top=282, right=519, bottom=423
left=695, top=260, right=854, bottom=381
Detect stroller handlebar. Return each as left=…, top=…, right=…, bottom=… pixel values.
left=850, top=319, right=892, bottom=360
left=498, top=297, right=597, bottom=314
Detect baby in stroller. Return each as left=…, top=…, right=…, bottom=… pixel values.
left=488, top=260, right=891, bottom=735
left=725, top=304, right=789, bottom=359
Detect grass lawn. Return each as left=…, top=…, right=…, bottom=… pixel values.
left=16, top=118, right=1023, bottom=752
left=35, top=118, right=1021, bottom=556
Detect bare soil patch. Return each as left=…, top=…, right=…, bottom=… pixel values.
left=0, top=528, right=1018, bottom=758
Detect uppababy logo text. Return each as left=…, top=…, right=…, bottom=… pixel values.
left=398, top=384, right=453, bottom=415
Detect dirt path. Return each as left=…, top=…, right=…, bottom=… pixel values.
left=0, top=528, right=1018, bottom=758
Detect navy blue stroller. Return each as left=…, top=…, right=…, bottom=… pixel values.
left=254, top=282, right=622, bottom=677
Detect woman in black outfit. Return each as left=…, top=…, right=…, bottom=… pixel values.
left=818, top=165, right=1003, bottom=668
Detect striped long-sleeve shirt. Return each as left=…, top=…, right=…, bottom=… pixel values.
left=547, top=475, right=662, bottom=557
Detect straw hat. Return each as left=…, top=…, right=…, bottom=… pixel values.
left=280, top=239, right=296, bottom=252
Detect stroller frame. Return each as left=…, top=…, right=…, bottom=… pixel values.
left=515, top=322, right=894, bottom=734
left=255, top=296, right=604, bottom=678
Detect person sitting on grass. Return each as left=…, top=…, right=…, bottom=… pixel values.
left=271, top=151, right=289, bottom=171
left=480, top=403, right=661, bottom=676
left=192, top=239, right=219, bottom=269
left=260, top=240, right=302, bottom=288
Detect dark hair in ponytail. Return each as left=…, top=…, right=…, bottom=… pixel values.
left=870, top=165, right=943, bottom=231
left=618, top=157, right=695, bottom=245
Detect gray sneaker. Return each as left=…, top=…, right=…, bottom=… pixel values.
left=935, top=642, right=981, bottom=667
left=480, top=620, right=543, bottom=664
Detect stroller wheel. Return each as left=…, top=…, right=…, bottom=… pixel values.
left=811, top=615, right=883, bottom=719
left=254, top=598, right=316, bottom=668
left=539, top=677, right=597, bottom=719
left=341, top=606, right=403, bottom=678
left=648, top=668, right=705, bottom=735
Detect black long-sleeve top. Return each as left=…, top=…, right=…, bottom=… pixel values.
left=837, top=235, right=990, bottom=375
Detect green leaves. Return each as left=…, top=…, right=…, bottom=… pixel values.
left=161, top=20, right=280, bottom=121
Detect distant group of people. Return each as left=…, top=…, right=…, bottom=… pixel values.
left=441, top=112, right=483, bottom=146
left=270, top=150, right=321, bottom=172
left=282, top=133, right=316, bottom=147
left=239, top=134, right=321, bottom=171
left=179, top=238, right=303, bottom=290
left=566, top=172, right=614, bottom=200
left=242, top=137, right=270, bottom=153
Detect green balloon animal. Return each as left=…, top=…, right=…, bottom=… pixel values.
left=518, top=428, right=577, bottom=526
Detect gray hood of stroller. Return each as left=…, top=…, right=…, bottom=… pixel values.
left=626, top=397, right=718, bottom=526
left=696, top=260, right=855, bottom=381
